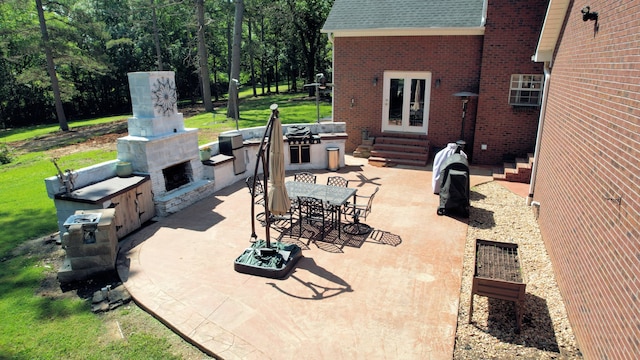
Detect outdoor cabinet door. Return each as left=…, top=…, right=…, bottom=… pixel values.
left=110, top=190, right=141, bottom=239
left=135, top=180, right=155, bottom=224
left=382, top=71, right=431, bottom=134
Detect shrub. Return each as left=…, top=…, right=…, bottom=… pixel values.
left=0, top=143, right=13, bottom=164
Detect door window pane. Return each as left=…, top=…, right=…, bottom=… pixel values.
left=410, top=79, right=426, bottom=127
left=388, top=79, right=404, bottom=125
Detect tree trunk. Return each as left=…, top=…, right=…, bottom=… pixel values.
left=275, top=58, right=279, bottom=94
left=151, top=0, right=163, bottom=71
left=227, top=0, right=243, bottom=119
left=196, top=0, right=213, bottom=112
left=248, top=20, right=257, bottom=97
left=260, top=15, right=265, bottom=96
left=35, top=0, right=68, bottom=131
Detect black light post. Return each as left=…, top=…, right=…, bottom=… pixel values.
left=453, top=92, right=478, bottom=141
left=303, top=73, right=331, bottom=123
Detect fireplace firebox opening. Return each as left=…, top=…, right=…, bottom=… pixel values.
left=163, top=162, right=192, bottom=191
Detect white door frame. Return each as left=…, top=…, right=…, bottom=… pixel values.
left=381, top=71, right=431, bottom=134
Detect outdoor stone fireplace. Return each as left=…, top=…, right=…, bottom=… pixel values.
left=116, top=71, right=216, bottom=216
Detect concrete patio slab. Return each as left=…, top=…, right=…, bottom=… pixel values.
left=117, top=155, right=495, bottom=360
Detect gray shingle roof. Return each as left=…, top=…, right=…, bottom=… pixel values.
left=322, top=0, right=485, bottom=32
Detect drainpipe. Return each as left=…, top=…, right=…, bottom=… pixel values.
left=327, top=32, right=335, bottom=124
left=526, top=62, right=551, bottom=206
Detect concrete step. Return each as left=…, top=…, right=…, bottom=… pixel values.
left=515, top=158, right=532, bottom=169
left=353, top=144, right=373, bottom=158
left=492, top=162, right=532, bottom=183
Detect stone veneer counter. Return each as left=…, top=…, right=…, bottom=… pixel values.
left=55, top=175, right=150, bottom=204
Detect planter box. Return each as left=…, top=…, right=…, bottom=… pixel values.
left=469, top=239, right=526, bottom=333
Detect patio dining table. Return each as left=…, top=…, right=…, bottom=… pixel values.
left=285, top=181, right=356, bottom=207
left=285, top=181, right=356, bottom=240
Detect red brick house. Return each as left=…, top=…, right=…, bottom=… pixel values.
left=323, top=0, right=640, bottom=358
left=322, top=0, right=548, bottom=166
left=531, top=0, right=640, bottom=358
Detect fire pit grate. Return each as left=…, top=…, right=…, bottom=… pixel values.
left=475, top=240, right=522, bottom=282
left=469, top=239, right=526, bottom=333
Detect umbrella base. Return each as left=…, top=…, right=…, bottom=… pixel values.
left=234, top=240, right=302, bottom=279
left=343, top=222, right=372, bottom=235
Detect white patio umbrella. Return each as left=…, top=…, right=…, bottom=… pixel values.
left=412, top=79, right=422, bottom=111
left=267, top=117, right=291, bottom=215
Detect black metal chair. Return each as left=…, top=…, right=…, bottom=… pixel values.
left=343, top=187, right=379, bottom=235
left=245, top=175, right=265, bottom=205
left=294, top=172, right=316, bottom=184
left=325, top=175, right=350, bottom=225
left=327, top=176, right=349, bottom=188
left=297, top=196, right=333, bottom=243
left=246, top=175, right=270, bottom=226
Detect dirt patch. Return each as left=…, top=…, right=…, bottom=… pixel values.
left=8, top=103, right=210, bottom=157
left=9, top=120, right=128, bottom=157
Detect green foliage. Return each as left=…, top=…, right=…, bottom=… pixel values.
left=0, top=0, right=333, bottom=127
left=0, top=143, right=13, bottom=164
left=186, top=91, right=331, bottom=144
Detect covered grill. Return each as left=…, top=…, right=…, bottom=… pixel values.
left=436, top=152, right=470, bottom=217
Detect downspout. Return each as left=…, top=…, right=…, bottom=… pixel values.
left=481, top=0, right=488, bottom=26
left=327, top=32, right=335, bottom=122
left=526, top=62, right=551, bottom=206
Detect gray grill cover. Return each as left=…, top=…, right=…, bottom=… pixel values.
left=437, top=153, right=470, bottom=218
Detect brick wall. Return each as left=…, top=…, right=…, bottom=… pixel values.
left=472, top=0, right=547, bottom=164
left=534, top=1, right=640, bottom=358
left=332, top=36, right=483, bottom=153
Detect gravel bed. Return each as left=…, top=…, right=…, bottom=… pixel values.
left=453, top=181, right=583, bottom=359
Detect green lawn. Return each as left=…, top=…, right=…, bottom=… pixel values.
left=0, top=90, right=329, bottom=359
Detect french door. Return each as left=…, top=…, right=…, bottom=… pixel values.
left=382, top=71, right=431, bottom=133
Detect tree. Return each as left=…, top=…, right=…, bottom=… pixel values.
left=35, top=0, right=68, bottom=131
left=151, top=0, right=163, bottom=70
left=196, top=0, right=213, bottom=111
left=283, top=0, right=332, bottom=87
left=226, top=0, right=243, bottom=119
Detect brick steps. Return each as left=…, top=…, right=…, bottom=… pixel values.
left=368, top=156, right=428, bottom=167
left=492, top=153, right=534, bottom=183
left=367, top=134, right=430, bottom=167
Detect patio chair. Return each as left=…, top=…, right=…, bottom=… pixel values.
left=245, top=175, right=265, bottom=205
left=325, top=175, right=350, bottom=224
left=327, top=176, right=349, bottom=188
left=297, top=196, right=334, bottom=243
left=343, top=186, right=379, bottom=235
left=294, top=172, right=316, bottom=184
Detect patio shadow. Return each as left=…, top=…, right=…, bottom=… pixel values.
left=468, top=207, right=495, bottom=230
left=266, top=257, right=353, bottom=300
left=475, top=293, right=560, bottom=353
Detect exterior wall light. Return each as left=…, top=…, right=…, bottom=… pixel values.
left=581, top=6, right=598, bottom=21
left=581, top=6, right=599, bottom=35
